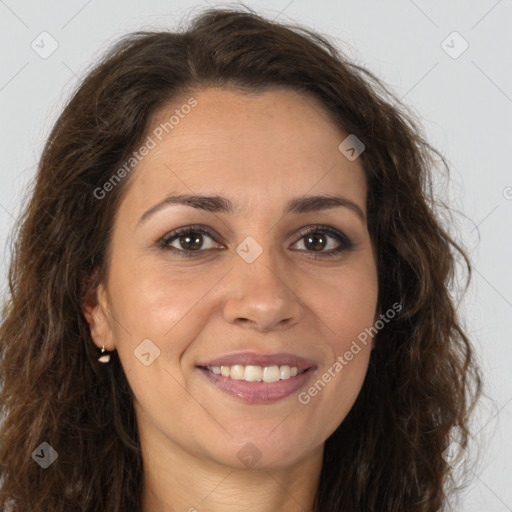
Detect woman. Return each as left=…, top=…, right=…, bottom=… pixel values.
left=0, top=5, right=482, bottom=511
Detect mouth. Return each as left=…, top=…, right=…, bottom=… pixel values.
left=200, top=364, right=308, bottom=382
left=196, top=352, right=317, bottom=404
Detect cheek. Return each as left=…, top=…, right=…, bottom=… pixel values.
left=300, top=263, right=377, bottom=428
left=106, top=263, right=213, bottom=421
left=107, top=260, right=221, bottom=358
left=311, top=261, right=378, bottom=344
left=330, top=280, right=378, bottom=350
left=131, top=283, right=196, bottom=339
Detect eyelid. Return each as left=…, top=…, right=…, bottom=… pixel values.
left=157, top=224, right=223, bottom=250
left=293, top=224, right=352, bottom=245
left=157, top=223, right=354, bottom=257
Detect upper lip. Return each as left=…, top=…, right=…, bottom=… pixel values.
left=197, top=351, right=316, bottom=370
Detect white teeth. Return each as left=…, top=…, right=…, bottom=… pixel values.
left=280, top=365, right=291, bottom=380
left=262, top=365, right=280, bottom=383
left=244, top=365, right=263, bottom=382
left=206, top=364, right=306, bottom=382
left=230, top=365, right=245, bottom=380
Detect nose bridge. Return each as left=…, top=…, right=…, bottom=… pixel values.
left=222, top=232, right=302, bottom=331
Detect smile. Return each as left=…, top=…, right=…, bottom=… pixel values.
left=204, top=364, right=306, bottom=382
left=196, top=351, right=317, bottom=403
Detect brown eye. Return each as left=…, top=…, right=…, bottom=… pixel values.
left=158, top=225, right=223, bottom=257
left=157, top=224, right=353, bottom=259
left=292, top=226, right=354, bottom=258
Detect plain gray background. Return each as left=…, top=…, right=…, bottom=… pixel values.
left=0, top=1, right=511, bottom=510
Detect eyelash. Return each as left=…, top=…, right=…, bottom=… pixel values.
left=157, top=223, right=354, bottom=259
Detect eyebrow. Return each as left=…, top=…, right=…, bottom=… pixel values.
left=137, top=193, right=366, bottom=227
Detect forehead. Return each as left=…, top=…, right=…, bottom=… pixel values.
left=122, top=86, right=367, bottom=218
left=149, top=86, right=347, bottom=159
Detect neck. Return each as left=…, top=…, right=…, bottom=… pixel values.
left=139, top=424, right=323, bottom=512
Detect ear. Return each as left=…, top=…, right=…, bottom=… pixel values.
left=82, top=282, right=115, bottom=351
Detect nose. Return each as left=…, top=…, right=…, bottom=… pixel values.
left=222, top=248, right=303, bottom=333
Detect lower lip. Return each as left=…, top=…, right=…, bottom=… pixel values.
left=198, top=367, right=314, bottom=404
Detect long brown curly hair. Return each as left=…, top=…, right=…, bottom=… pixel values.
left=0, top=5, right=482, bottom=511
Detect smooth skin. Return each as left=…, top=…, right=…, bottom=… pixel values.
left=83, top=87, right=379, bottom=512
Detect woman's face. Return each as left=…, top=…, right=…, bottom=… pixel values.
left=85, top=87, right=378, bottom=470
